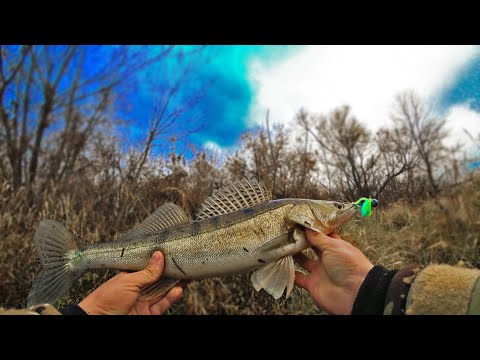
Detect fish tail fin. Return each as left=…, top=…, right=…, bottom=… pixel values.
left=27, top=220, right=84, bottom=308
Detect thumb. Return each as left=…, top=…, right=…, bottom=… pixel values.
left=305, top=229, right=338, bottom=251
left=128, top=251, right=164, bottom=287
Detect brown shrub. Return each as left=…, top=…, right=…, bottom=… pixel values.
left=1, top=176, right=479, bottom=314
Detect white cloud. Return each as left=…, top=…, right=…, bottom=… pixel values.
left=202, top=140, right=238, bottom=165
left=444, top=104, right=480, bottom=151
left=247, top=45, right=480, bottom=134
left=204, top=140, right=224, bottom=153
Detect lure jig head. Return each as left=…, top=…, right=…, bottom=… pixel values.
left=353, top=197, right=378, bottom=217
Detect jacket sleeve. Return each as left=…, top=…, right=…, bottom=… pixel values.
left=352, top=263, right=480, bottom=315
left=58, top=304, right=88, bottom=315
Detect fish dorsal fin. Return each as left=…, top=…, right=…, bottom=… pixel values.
left=196, top=179, right=272, bottom=220
left=120, top=203, right=191, bottom=242
left=251, top=255, right=295, bottom=299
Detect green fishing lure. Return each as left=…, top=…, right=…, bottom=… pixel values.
left=353, top=197, right=378, bottom=217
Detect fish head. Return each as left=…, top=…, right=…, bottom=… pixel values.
left=287, top=199, right=358, bottom=234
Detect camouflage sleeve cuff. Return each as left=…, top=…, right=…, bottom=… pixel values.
left=405, top=264, right=480, bottom=315
left=351, top=265, right=397, bottom=315
left=0, top=303, right=63, bottom=315
left=383, top=264, right=423, bottom=315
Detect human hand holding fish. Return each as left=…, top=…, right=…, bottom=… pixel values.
left=294, top=229, right=374, bottom=315
left=78, top=251, right=185, bottom=315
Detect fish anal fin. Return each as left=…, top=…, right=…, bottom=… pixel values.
left=139, top=277, right=181, bottom=301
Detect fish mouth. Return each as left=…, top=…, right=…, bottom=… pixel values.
left=335, top=204, right=358, bottom=225
left=326, top=203, right=359, bottom=230
left=305, top=201, right=357, bottom=232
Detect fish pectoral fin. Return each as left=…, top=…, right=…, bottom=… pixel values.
left=251, top=256, right=295, bottom=300
left=120, top=203, right=191, bottom=242
left=254, top=234, right=291, bottom=253
left=139, top=277, right=181, bottom=301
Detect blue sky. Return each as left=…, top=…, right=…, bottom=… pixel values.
left=438, top=53, right=480, bottom=112
left=103, top=46, right=480, bottom=157
left=114, top=45, right=302, bottom=151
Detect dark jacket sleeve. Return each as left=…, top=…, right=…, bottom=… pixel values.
left=351, top=263, right=480, bottom=315
left=351, top=265, right=398, bottom=315
left=59, top=304, right=88, bottom=315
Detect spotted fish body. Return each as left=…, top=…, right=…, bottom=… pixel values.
left=27, top=180, right=359, bottom=307
left=78, top=200, right=306, bottom=278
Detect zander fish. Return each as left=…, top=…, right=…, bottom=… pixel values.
left=27, top=179, right=364, bottom=307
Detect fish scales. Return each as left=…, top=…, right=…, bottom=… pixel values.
left=76, top=200, right=298, bottom=279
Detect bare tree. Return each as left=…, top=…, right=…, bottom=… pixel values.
left=300, top=105, right=418, bottom=202
left=0, top=45, right=33, bottom=190
left=296, top=108, right=333, bottom=195
left=301, top=106, right=376, bottom=199
left=463, top=129, right=480, bottom=173
left=0, top=45, right=177, bottom=198
left=129, top=45, right=207, bottom=184
left=224, top=122, right=289, bottom=197
left=0, top=45, right=211, bottom=212
left=375, top=124, right=420, bottom=198
left=391, top=91, right=451, bottom=195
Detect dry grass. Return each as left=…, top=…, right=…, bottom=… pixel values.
left=1, top=176, right=479, bottom=314
left=343, top=176, right=480, bottom=271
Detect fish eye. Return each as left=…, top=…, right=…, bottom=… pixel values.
left=332, top=202, right=343, bottom=210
